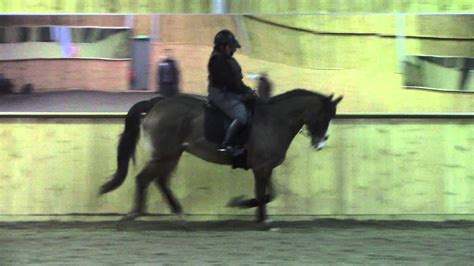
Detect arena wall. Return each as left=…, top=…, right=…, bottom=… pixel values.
left=1, top=0, right=473, bottom=14
left=1, top=15, right=473, bottom=112
left=1, top=13, right=473, bottom=222
left=150, top=14, right=474, bottom=113
left=0, top=117, right=472, bottom=221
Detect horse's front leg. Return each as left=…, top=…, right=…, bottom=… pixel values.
left=253, top=168, right=273, bottom=223
left=227, top=169, right=275, bottom=209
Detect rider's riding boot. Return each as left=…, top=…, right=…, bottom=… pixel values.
left=219, top=119, right=245, bottom=153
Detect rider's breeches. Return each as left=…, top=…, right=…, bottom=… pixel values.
left=208, top=87, right=248, bottom=125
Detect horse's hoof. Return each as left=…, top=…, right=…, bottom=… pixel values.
left=256, top=218, right=274, bottom=231
left=256, top=222, right=272, bottom=231
left=227, top=195, right=245, bottom=208
left=175, top=213, right=186, bottom=223
left=175, top=214, right=189, bottom=230
left=119, top=211, right=143, bottom=222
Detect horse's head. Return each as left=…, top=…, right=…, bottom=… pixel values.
left=305, top=94, right=343, bottom=150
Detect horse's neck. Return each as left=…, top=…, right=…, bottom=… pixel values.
left=259, top=97, right=312, bottom=142
left=271, top=96, right=312, bottom=122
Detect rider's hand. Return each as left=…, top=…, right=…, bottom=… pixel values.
left=244, top=90, right=258, bottom=100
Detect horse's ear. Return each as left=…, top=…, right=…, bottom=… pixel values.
left=332, top=95, right=343, bottom=105
left=328, top=94, right=334, bottom=100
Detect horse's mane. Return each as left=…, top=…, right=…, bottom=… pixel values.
left=267, top=89, right=326, bottom=104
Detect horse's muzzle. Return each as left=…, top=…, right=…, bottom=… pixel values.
left=312, top=135, right=329, bottom=151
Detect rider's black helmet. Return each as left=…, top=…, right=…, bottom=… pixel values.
left=213, top=29, right=241, bottom=48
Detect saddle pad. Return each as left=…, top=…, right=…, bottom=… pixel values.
left=203, top=102, right=229, bottom=144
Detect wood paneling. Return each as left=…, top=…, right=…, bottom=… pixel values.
left=0, top=118, right=472, bottom=219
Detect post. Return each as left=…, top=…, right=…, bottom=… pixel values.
left=212, top=0, right=228, bottom=14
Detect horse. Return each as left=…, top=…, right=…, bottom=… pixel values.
left=99, top=89, right=343, bottom=224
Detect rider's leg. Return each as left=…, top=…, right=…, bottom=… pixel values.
left=221, top=119, right=245, bottom=149
left=207, top=88, right=249, bottom=151
left=220, top=102, right=248, bottom=151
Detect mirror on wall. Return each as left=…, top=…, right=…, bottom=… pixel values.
left=403, top=55, right=474, bottom=92
left=0, top=15, right=141, bottom=112
left=0, top=26, right=131, bottom=59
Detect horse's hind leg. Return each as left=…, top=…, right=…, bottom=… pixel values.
left=153, top=157, right=183, bottom=215
left=122, top=155, right=182, bottom=222
left=121, top=159, right=162, bottom=221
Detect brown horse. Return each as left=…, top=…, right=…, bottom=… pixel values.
left=99, top=89, right=343, bottom=224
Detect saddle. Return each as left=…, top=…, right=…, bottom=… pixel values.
left=203, top=101, right=254, bottom=170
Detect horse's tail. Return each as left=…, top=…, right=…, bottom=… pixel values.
left=99, top=96, right=163, bottom=195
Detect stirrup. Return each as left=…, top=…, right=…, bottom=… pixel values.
left=217, top=145, right=232, bottom=152
left=220, top=145, right=245, bottom=158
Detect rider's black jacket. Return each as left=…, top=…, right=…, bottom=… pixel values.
left=207, top=49, right=252, bottom=94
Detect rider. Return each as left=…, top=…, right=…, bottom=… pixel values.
left=207, top=29, right=256, bottom=153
